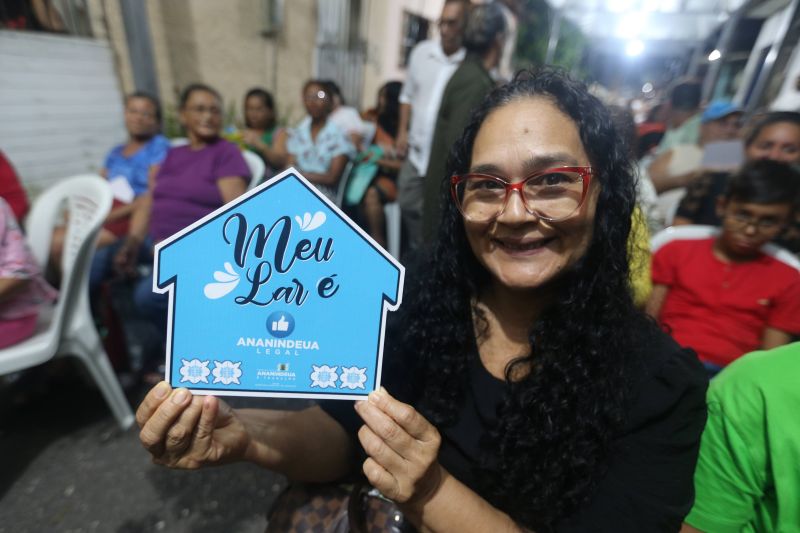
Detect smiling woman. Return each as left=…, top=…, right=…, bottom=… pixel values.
left=336, top=69, right=708, bottom=531
left=134, top=70, right=707, bottom=533
left=453, top=98, right=598, bottom=292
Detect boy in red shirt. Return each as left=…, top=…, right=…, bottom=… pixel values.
left=647, top=160, right=800, bottom=375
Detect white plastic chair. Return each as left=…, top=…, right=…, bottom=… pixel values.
left=655, top=187, right=687, bottom=228
left=170, top=137, right=189, bottom=147
left=0, top=175, right=135, bottom=429
left=243, top=150, right=266, bottom=190
left=651, top=224, right=800, bottom=272
left=383, top=202, right=401, bottom=259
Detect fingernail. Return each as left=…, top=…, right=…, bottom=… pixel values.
left=154, top=381, right=169, bottom=399
left=354, top=400, right=365, bottom=411
left=172, top=389, right=189, bottom=404
left=368, top=390, right=382, bottom=404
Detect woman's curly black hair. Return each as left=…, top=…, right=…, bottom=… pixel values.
left=399, top=68, right=654, bottom=530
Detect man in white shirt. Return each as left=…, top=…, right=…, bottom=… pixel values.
left=396, top=0, right=467, bottom=253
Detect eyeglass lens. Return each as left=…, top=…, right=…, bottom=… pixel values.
left=188, top=106, right=221, bottom=116
left=730, top=212, right=781, bottom=231
left=455, top=171, right=585, bottom=221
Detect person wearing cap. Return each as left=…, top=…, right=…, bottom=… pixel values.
left=645, top=100, right=742, bottom=228
left=648, top=100, right=742, bottom=195
left=702, top=101, right=744, bottom=136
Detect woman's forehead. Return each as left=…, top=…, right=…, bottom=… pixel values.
left=757, top=122, right=800, bottom=142
left=478, top=98, right=581, bottom=142
left=127, top=97, right=156, bottom=112
left=472, top=97, right=588, bottom=168
left=188, top=90, right=219, bottom=104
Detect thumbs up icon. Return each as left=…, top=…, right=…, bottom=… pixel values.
left=266, top=311, right=295, bottom=338
left=272, top=315, right=290, bottom=332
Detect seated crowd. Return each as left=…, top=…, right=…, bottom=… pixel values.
left=2, top=67, right=800, bottom=532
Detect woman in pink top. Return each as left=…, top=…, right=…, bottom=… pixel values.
left=0, top=197, right=57, bottom=348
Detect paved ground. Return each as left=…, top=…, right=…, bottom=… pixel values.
left=0, top=363, right=309, bottom=533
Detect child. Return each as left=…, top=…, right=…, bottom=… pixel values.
left=647, top=159, right=800, bottom=375
left=0, top=197, right=57, bottom=348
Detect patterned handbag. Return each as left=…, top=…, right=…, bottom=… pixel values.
left=265, top=482, right=416, bottom=533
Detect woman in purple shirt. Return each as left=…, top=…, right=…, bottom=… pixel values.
left=115, top=84, right=250, bottom=368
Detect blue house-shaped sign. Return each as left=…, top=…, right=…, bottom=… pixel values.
left=154, top=168, right=404, bottom=400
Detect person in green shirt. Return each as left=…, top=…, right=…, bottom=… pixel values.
left=655, top=80, right=702, bottom=155
left=682, top=342, right=800, bottom=533
left=241, top=87, right=287, bottom=177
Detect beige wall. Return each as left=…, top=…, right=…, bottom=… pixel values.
left=101, top=0, right=318, bottom=127
left=145, top=0, right=178, bottom=109
left=360, top=0, right=444, bottom=110
left=99, top=0, right=456, bottom=125
left=87, top=0, right=136, bottom=97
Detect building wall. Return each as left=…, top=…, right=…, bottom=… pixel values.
left=156, top=0, right=201, bottom=103
left=0, top=0, right=454, bottom=192
left=0, top=30, right=126, bottom=192
left=99, top=0, right=449, bottom=127
left=142, top=0, right=317, bottom=127
left=87, top=0, right=136, bottom=96
left=770, top=42, right=800, bottom=110
left=733, top=4, right=790, bottom=106
left=360, top=0, right=444, bottom=110
left=144, top=0, right=177, bottom=108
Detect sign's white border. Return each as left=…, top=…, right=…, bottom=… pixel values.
left=153, top=167, right=405, bottom=400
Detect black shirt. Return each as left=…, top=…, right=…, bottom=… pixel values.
left=319, top=322, right=707, bottom=531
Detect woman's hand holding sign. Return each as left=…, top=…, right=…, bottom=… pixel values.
left=355, top=388, right=527, bottom=532
left=354, top=388, right=444, bottom=506
left=136, top=381, right=251, bottom=469
left=137, top=381, right=356, bottom=482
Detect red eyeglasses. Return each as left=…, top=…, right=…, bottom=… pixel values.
left=450, top=166, right=593, bottom=222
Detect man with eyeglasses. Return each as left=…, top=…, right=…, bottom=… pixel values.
left=422, top=2, right=507, bottom=242
left=395, top=0, right=468, bottom=254
left=646, top=159, right=800, bottom=376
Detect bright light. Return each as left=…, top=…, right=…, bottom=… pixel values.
left=616, top=12, right=648, bottom=39
left=626, top=40, right=645, bottom=57
left=606, top=0, right=636, bottom=12
left=708, top=49, right=721, bottom=61
left=642, top=82, right=654, bottom=93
